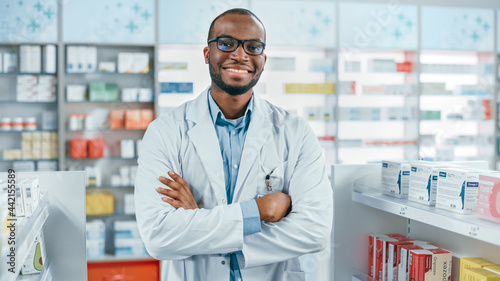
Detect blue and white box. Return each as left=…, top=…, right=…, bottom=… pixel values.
left=409, top=162, right=452, bottom=206
left=382, top=160, right=410, bottom=198
left=436, top=168, right=481, bottom=214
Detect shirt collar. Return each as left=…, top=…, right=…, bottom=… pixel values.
left=208, top=90, right=254, bottom=126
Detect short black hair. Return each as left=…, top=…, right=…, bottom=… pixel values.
left=207, top=8, right=266, bottom=43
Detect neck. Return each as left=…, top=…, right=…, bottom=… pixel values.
left=210, top=86, right=252, bottom=119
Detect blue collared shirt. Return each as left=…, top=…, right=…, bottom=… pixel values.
left=208, top=91, right=261, bottom=281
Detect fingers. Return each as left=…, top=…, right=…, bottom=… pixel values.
left=159, top=175, right=183, bottom=191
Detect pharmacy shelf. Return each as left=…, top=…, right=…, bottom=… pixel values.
left=66, top=156, right=138, bottom=161
left=65, top=72, right=150, bottom=75
left=0, top=159, right=58, bottom=162
left=87, top=185, right=134, bottom=189
left=352, top=272, right=375, bottom=281
left=0, top=101, right=57, bottom=104
left=0, top=72, right=56, bottom=75
left=66, top=129, right=146, bottom=133
left=0, top=130, right=58, bottom=133
left=351, top=191, right=500, bottom=247
left=6, top=195, right=50, bottom=281
left=87, top=254, right=155, bottom=263
left=65, top=101, right=153, bottom=104
left=86, top=213, right=135, bottom=218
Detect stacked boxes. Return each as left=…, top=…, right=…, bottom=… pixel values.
left=22, top=132, right=58, bottom=160
left=66, top=46, right=97, bottom=73
left=86, top=220, right=105, bottom=258
left=19, top=45, right=41, bottom=73
left=17, top=75, right=56, bottom=101
left=114, top=221, right=148, bottom=257
left=110, top=109, right=153, bottom=130
left=2, top=52, right=17, bottom=72
left=408, top=248, right=452, bottom=281
left=86, top=190, right=113, bottom=215
left=436, top=168, right=481, bottom=214
left=409, top=162, right=450, bottom=206
left=118, top=52, right=150, bottom=73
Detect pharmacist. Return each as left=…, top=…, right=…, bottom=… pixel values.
left=135, top=8, right=332, bottom=281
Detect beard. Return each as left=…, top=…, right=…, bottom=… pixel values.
left=209, top=59, right=262, bottom=96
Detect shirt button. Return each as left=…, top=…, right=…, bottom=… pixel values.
left=238, top=278, right=241, bottom=281
left=233, top=164, right=238, bottom=169
left=232, top=131, right=236, bottom=135
left=221, top=261, right=226, bottom=265
left=222, top=199, right=226, bottom=204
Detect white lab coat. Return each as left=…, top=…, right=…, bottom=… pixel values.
left=135, top=88, right=333, bottom=281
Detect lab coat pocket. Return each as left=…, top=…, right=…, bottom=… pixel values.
left=258, top=161, right=287, bottom=194
left=282, top=271, right=306, bottom=281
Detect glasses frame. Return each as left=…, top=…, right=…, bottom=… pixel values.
left=207, top=36, right=266, bottom=56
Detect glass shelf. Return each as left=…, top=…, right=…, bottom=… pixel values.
left=0, top=72, right=57, bottom=75
left=0, top=100, right=57, bottom=104
left=87, top=254, right=155, bottom=263
left=66, top=156, right=138, bottom=160
left=0, top=159, right=58, bottom=162
left=0, top=130, right=58, bottom=133
left=66, top=100, right=153, bottom=104
left=67, top=129, right=146, bottom=133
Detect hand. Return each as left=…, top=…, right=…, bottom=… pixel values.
left=255, top=192, right=291, bottom=222
left=157, top=171, right=199, bottom=210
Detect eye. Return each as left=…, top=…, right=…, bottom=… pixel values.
left=218, top=38, right=236, bottom=49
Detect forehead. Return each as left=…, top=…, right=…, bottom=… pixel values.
left=212, top=14, right=265, bottom=41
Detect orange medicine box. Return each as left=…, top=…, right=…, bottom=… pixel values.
left=70, top=138, right=87, bottom=159
left=408, top=248, right=452, bottom=281
left=88, top=138, right=105, bottom=159
left=110, top=109, right=125, bottom=129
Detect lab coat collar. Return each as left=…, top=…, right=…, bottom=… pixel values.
left=186, top=87, right=274, bottom=204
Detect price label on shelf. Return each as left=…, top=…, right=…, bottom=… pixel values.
left=399, top=206, right=407, bottom=216
left=468, top=226, right=480, bottom=237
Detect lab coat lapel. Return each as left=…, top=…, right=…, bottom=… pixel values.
left=186, top=89, right=226, bottom=204
left=233, top=94, right=273, bottom=202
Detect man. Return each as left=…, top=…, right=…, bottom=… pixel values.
left=135, top=8, right=332, bottom=281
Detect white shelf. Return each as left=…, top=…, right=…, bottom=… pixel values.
left=87, top=254, right=155, bottom=263
left=7, top=195, right=50, bottom=281
left=352, top=191, right=500, bottom=247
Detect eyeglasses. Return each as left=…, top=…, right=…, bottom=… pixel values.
left=208, top=36, right=266, bottom=56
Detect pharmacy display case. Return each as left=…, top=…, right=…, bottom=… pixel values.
left=419, top=50, right=495, bottom=165
left=0, top=171, right=86, bottom=281
left=0, top=43, right=59, bottom=174
left=329, top=163, right=500, bottom=281
left=337, top=49, right=419, bottom=164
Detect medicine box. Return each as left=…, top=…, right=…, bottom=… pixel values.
left=408, top=248, right=452, bottom=281
left=118, top=52, right=134, bottom=73
left=485, top=265, right=500, bottom=275
left=382, top=160, right=410, bottom=198
left=409, top=162, right=450, bottom=206
left=43, top=45, right=57, bottom=74
left=114, top=220, right=141, bottom=239
left=436, top=168, right=481, bottom=214
left=462, top=268, right=500, bottom=281
left=3, top=52, right=17, bottom=72
left=477, top=173, right=500, bottom=224
left=133, top=53, right=149, bottom=73
left=114, top=238, right=148, bottom=257
left=368, top=233, right=407, bottom=279
left=397, top=244, right=437, bottom=281
left=20, top=232, right=46, bottom=275
left=86, top=220, right=105, bottom=240
left=387, top=240, right=414, bottom=281
left=460, top=257, right=496, bottom=281
left=121, top=139, right=135, bottom=159
left=87, top=239, right=105, bottom=258
left=19, top=178, right=40, bottom=217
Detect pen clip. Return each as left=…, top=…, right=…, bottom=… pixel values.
left=265, top=171, right=273, bottom=191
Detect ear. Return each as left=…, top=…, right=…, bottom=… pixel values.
left=203, top=46, right=210, bottom=64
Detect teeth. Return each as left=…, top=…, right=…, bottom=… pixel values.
left=227, top=68, right=248, bottom=73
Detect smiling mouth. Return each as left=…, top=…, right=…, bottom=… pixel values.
left=224, top=68, right=251, bottom=74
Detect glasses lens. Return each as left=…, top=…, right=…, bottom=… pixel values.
left=244, top=41, right=264, bottom=55
left=217, top=37, right=238, bottom=52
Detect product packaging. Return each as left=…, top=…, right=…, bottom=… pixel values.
left=382, top=160, right=410, bottom=198
left=409, top=162, right=450, bottom=206
left=118, top=52, right=134, bottom=73
left=133, top=52, right=149, bottom=73
left=121, top=139, right=135, bottom=159
left=88, top=138, right=105, bottom=159
left=43, top=44, right=57, bottom=73
left=70, top=138, right=88, bottom=159
left=460, top=257, right=497, bottom=281
left=387, top=240, right=414, bottom=281
left=20, top=232, right=46, bottom=275
left=408, top=248, right=452, bottom=281
left=436, top=168, right=481, bottom=214
left=462, top=268, right=500, bottom=281
left=86, top=190, right=113, bottom=215
left=477, top=173, right=500, bottom=223
left=110, top=109, right=125, bottom=129
left=125, top=109, right=141, bottom=129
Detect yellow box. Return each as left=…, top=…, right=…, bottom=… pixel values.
left=86, top=191, right=114, bottom=216
left=463, top=268, right=500, bottom=281
left=461, top=258, right=497, bottom=281
left=485, top=265, right=500, bottom=275
left=285, top=82, right=335, bottom=94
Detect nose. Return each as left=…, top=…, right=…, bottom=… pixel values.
left=229, top=43, right=248, bottom=61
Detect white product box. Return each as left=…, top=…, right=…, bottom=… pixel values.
left=382, top=160, right=410, bottom=198
left=86, top=219, right=105, bottom=240
left=43, top=45, right=57, bottom=73
left=124, top=193, right=135, bottom=215
left=19, top=45, right=30, bottom=73
left=15, top=179, right=27, bottom=217
left=3, top=52, right=17, bottom=72
left=77, top=46, right=87, bottom=73
left=98, top=61, right=116, bottom=73
left=20, top=232, right=46, bottom=275
left=121, top=139, right=135, bottom=159
left=66, top=46, right=77, bottom=73
left=409, top=162, right=450, bottom=206
left=133, top=53, right=149, bottom=73
left=118, top=53, right=134, bottom=73
left=86, top=239, right=105, bottom=258
left=138, top=88, right=153, bottom=102
left=66, top=85, right=86, bottom=101
left=19, top=178, right=40, bottom=217
left=408, top=248, right=452, bottom=281
left=31, top=45, right=41, bottom=73
left=122, top=88, right=138, bottom=102
left=111, top=175, right=121, bottom=186
left=114, top=238, right=147, bottom=257
left=42, top=110, right=57, bottom=130
left=436, top=168, right=481, bottom=214
left=86, top=46, right=97, bottom=72
left=114, top=220, right=141, bottom=239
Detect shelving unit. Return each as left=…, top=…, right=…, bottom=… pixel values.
left=330, top=163, right=500, bottom=281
